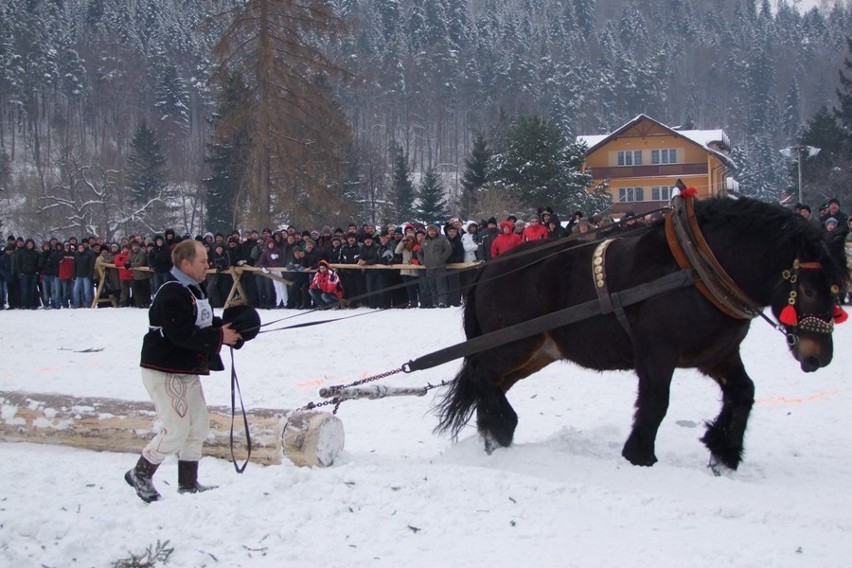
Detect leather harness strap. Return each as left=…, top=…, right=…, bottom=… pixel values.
left=664, top=195, right=758, bottom=320
left=592, top=238, right=632, bottom=335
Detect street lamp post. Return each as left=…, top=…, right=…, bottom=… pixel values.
left=780, top=145, right=821, bottom=204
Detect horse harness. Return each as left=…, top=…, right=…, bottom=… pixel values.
left=589, top=192, right=761, bottom=340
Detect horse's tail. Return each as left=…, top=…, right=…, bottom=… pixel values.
left=434, top=275, right=483, bottom=439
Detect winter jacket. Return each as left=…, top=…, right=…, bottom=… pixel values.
left=0, top=252, right=12, bottom=282
left=357, top=241, right=382, bottom=265
left=339, top=242, right=362, bottom=264
left=461, top=233, right=478, bottom=262
left=13, top=245, right=40, bottom=275
left=128, top=248, right=150, bottom=280
left=258, top=240, right=285, bottom=268
left=58, top=252, right=76, bottom=280
left=523, top=223, right=549, bottom=242
left=40, top=249, right=63, bottom=277
left=417, top=234, right=452, bottom=269
left=446, top=233, right=465, bottom=264
left=479, top=227, right=500, bottom=261
left=491, top=222, right=524, bottom=257
left=140, top=275, right=225, bottom=375
left=325, top=244, right=344, bottom=264
left=149, top=244, right=172, bottom=273
left=209, top=249, right=231, bottom=272
left=395, top=241, right=420, bottom=277
left=112, top=251, right=133, bottom=281
left=74, top=248, right=97, bottom=279
left=310, top=268, right=344, bottom=299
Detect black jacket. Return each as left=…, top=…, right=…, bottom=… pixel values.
left=140, top=278, right=225, bottom=375
left=149, top=245, right=172, bottom=273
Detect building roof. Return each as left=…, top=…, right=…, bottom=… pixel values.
left=576, top=114, right=735, bottom=169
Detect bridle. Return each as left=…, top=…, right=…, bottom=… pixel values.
left=777, top=260, right=841, bottom=343
left=664, top=190, right=846, bottom=345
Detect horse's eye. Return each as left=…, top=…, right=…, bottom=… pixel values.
left=801, top=287, right=816, bottom=299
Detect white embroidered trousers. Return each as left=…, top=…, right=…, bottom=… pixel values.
left=141, top=368, right=210, bottom=464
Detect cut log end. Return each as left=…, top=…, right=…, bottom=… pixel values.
left=282, top=411, right=345, bottom=467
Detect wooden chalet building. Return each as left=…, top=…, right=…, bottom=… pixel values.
left=577, top=114, right=737, bottom=217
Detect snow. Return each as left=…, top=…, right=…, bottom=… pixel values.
left=2, top=306, right=852, bottom=567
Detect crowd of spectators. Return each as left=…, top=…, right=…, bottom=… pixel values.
left=1, top=198, right=849, bottom=311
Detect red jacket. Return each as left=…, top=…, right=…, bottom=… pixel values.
left=58, top=254, right=76, bottom=280
left=491, top=223, right=523, bottom=257
left=310, top=269, right=344, bottom=299
left=523, top=223, right=549, bottom=241
left=112, top=252, right=133, bottom=281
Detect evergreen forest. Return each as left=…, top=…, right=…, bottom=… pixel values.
left=2, top=0, right=852, bottom=238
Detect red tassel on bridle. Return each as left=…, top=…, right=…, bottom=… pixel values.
left=779, top=305, right=798, bottom=326
left=833, top=305, right=848, bottom=324
left=681, top=187, right=698, bottom=198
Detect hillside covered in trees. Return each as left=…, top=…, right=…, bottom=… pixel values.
left=1, top=0, right=851, bottom=238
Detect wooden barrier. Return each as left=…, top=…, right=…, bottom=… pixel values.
left=0, top=391, right=344, bottom=468
left=94, top=261, right=482, bottom=308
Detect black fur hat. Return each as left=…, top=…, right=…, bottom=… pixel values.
left=222, top=305, right=261, bottom=349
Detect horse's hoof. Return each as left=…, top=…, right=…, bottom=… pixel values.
left=622, top=438, right=657, bottom=466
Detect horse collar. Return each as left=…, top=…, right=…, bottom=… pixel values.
left=664, top=195, right=759, bottom=320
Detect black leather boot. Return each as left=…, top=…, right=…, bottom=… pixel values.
left=177, top=460, right=217, bottom=494
left=124, top=456, right=161, bottom=503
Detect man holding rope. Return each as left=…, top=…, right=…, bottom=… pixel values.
left=125, top=239, right=242, bottom=503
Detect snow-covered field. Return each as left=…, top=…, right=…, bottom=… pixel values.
left=1, top=306, right=851, bottom=567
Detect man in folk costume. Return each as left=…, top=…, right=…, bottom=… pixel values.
left=125, top=239, right=242, bottom=503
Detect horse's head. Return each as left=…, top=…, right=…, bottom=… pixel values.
left=770, top=255, right=848, bottom=373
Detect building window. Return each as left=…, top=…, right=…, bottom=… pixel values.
left=619, top=187, right=644, bottom=202
left=651, top=186, right=673, bottom=201
left=617, top=150, right=643, bottom=166
left=651, top=149, right=677, bottom=164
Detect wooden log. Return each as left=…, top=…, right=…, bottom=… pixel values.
left=319, top=384, right=429, bottom=400
left=0, top=391, right=344, bottom=468
left=281, top=410, right=345, bottom=468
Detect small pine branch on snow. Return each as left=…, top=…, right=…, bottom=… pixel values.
left=111, top=540, right=174, bottom=568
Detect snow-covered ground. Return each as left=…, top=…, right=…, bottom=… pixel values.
left=1, top=306, right=851, bottom=567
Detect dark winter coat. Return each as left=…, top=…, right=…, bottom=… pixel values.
left=339, top=242, right=362, bottom=264
left=0, top=253, right=12, bottom=282
left=140, top=276, right=225, bottom=375
left=74, top=248, right=97, bottom=279
left=358, top=241, right=382, bottom=265
left=209, top=248, right=231, bottom=272
left=13, top=245, right=40, bottom=275
left=40, top=249, right=63, bottom=277
left=446, top=233, right=465, bottom=264
left=149, top=243, right=172, bottom=273
left=325, top=243, right=344, bottom=264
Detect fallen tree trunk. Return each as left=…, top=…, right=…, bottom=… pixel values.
left=0, top=391, right=344, bottom=467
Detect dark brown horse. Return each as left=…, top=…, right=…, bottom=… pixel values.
left=436, top=196, right=849, bottom=470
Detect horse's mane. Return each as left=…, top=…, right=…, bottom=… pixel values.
left=691, top=197, right=850, bottom=288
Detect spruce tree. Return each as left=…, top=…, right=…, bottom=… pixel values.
left=390, top=142, right=416, bottom=220
left=460, top=133, right=491, bottom=218
left=492, top=115, right=595, bottom=214
left=416, top=167, right=447, bottom=223
left=126, top=120, right=167, bottom=206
